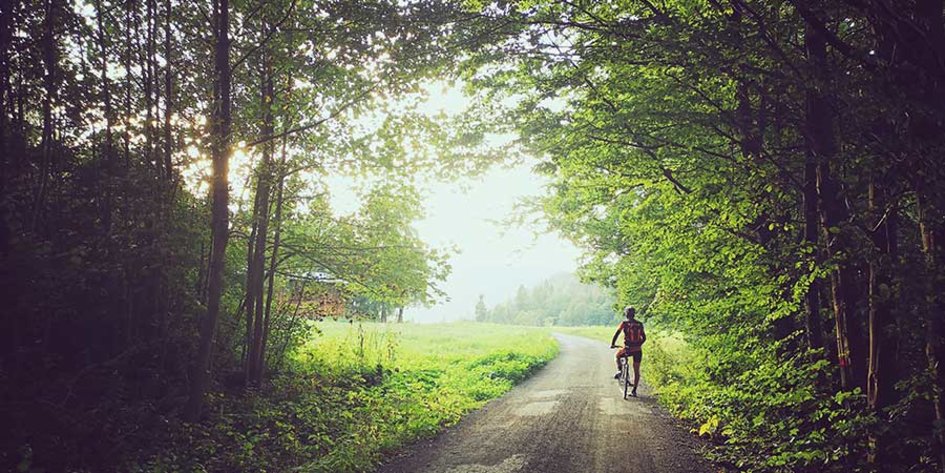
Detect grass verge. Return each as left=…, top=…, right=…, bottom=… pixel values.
left=138, top=322, right=557, bottom=473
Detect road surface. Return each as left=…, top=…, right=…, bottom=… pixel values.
left=377, top=334, right=712, bottom=473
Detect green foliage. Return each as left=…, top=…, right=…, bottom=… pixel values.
left=135, top=322, right=557, bottom=472
left=273, top=185, right=450, bottom=321
left=7, top=0, right=945, bottom=470
left=456, top=0, right=945, bottom=470
left=0, top=0, right=497, bottom=468
left=656, top=351, right=872, bottom=473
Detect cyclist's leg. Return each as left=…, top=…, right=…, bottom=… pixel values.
left=631, top=351, right=642, bottom=392
left=614, top=348, right=626, bottom=379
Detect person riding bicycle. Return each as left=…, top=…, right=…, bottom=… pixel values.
left=611, top=306, right=646, bottom=397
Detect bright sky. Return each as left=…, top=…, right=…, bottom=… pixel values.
left=326, top=81, right=582, bottom=322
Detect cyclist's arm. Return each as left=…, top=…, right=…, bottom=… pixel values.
left=611, top=325, right=621, bottom=347
left=641, top=325, right=647, bottom=344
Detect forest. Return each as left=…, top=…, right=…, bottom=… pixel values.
left=474, top=273, right=617, bottom=326
left=2, top=0, right=945, bottom=472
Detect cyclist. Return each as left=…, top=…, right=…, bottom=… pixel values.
left=610, top=306, right=646, bottom=397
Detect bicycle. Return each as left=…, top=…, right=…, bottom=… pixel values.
left=611, top=346, right=633, bottom=399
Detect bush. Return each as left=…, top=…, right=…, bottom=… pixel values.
left=651, top=344, right=874, bottom=473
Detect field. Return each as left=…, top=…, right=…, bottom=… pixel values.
left=142, top=322, right=558, bottom=473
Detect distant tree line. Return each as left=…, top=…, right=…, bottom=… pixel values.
left=475, top=273, right=616, bottom=326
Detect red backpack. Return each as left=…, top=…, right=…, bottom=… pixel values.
left=623, top=321, right=644, bottom=347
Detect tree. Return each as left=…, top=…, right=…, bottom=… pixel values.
left=477, top=274, right=616, bottom=327
left=184, top=0, right=232, bottom=421
left=475, top=294, right=488, bottom=322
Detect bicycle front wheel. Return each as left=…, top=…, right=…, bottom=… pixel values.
left=623, top=366, right=630, bottom=399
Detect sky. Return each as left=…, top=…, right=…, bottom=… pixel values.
left=412, top=167, right=582, bottom=322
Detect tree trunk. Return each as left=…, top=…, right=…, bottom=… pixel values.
left=905, top=3, right=945, bottom=468
left=242, top=175, right=260, bottom=383
left=818, top=163, right=863, bottom=391
left=917, top=192, right=945, bottom=472
left=259, top=134, right=288, bottom=382
left=123, top=0, right=133, bottom=167
left=803, top=148, right=824, bottom=352
left=247, top=53, right=274, bottom=386
left=162, top=0, right=173, bottom=180
left=0, top=0, right=10, bottom=189
left=143, top=0, right=155, bottom=169
left=184, top=0, right=230, bottom=421
left=95, top=0, right=112, bottom=161
left=867, top=179, right=898, bottom=464
left=396, top=306, right=403, bottom=323
left=805, top=19, right=864, bottom=391
left=33, top=0, right=58, bottom=230
left=95, top=0, right=114, bottom=235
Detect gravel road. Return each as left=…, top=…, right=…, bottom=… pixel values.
left=376, top=333, right=713, bottom=473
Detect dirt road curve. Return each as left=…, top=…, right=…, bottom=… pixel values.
left=377, top=334, right=712, bottom=473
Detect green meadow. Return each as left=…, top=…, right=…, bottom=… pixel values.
left=143, top=322, right=557, bottom=473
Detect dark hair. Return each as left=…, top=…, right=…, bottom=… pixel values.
left=624, top=306, right=635, bottom=318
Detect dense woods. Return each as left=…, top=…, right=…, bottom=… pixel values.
left=3, top=0, right=945, bottom=471
left=464, top=1, right=945, bottom=471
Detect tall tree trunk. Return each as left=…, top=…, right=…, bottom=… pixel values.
left=867, top=178, right=898, bottom=464
left=0, top=0, right=13, bottom=253
left=96, top=0, right=112, bottom=160
left=805, top=19, right=863, bottom=391
left=123, top=0, right=134, bottom=167
left=396, top=306, right=403, bottom=323
left=33, top=0, right=58, bottom=230
left=917, top=191, right=945, bottom=472
left=242, top=174, right=260, bottom=383
left=818, top=161, right=862, bottom=390
left=0, top=0, right=9, bottom=167
left=259, top=134, right=288, bottom=382
left=258, top=64, right=294, bottom=382
left=247, top=53, right=274, bottom=386
left=803, top=149, right=824, bottom=352
left=143, top=0, right=155, bottom=169
left=907, top=2, right=945, bottom=468
left=162, top=0, right=173, bottom=180
left=95, top=0, right=114, bottom=235
left=184, top=0, right=231, bottom=421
